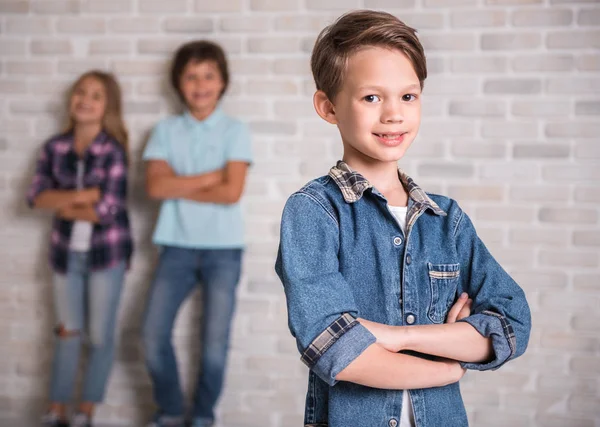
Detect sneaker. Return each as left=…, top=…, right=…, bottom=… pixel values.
left=190, top=418, right=214, bottom=427
left=70, top=413, right=91, bottom=427
left=41, top=412, right=69, bottom=427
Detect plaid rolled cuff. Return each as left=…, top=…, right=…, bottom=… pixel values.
left=301, top=313, right=358, bottom=368
left=482, top=309, right=516, bottom=358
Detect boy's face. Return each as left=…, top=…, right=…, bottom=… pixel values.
left=180, top=59, right=224, bottom=118
left=315, top=46, right=422, bottom=165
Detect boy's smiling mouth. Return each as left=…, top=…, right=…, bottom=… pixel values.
left=373, top=132, right=407, bottom=146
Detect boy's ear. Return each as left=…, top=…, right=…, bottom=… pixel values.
left=313, top=90, right=337, bottom=125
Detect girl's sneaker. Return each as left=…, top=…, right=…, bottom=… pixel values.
left=70, top=413, right=91, bottom=427
left=41, top=412, right=69, bottom=427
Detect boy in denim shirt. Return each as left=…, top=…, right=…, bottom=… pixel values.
left=275, top=10, right=531, bottom=427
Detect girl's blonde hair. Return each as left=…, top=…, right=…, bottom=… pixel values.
left=65, top=70, right=129, bottom=154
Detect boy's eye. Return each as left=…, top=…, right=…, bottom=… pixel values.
left=364, top=95, right=380, bottom=103
left=402, top=94, right=417, bottom=102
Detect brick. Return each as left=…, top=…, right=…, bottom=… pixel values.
left=447, top=185, right=504, bottom=201
left=573, top=230, right=600, bottom=247
left=481, top=33, right=541, bottom=50
left=576, top=54, right=600, bottom=71
left=6, top=17, right=52, bottom=34
left=0, top=80, right=27, bottom=94
left=417, top=163, right=474, bottom=178
left=305, top=0, right=360, bottom=9
left=250, top=0, right=299, bottom=10
left=58, top=59, right=106, bottom=75
left=512, top=54, right=573, bottom=72
left=451, top=56, right=508, bottom=73
left=110, top=18, right=161, bottom=33
left=513, top=143, right=570, bottom=159
left=273, top=58, right=310, bottom=76
left=137, top=39, right=186, bottom=55
left=541, top=331, right=598, bottom=352
left=424, top=56, right=444, bottom=74
left=0, top=40, right=26, bottom=55
left=274, top=101, right=316, bottom=118
left=365, top=0, right=415, bottom=7
left=512, top=9, right=572, bottom=27
left=512, top=101, right=570, bottom=117
left=9, top=101, right=58, bottom=114
left=423, top=77, right=478, bottom=95
left=419, top=120, right=476, bottom=138
left=250, top=121, right=297, bottom=135
left=274, top=15, right=331, bottom=31
left=449, top=100, right=506, bottom=117
left=539, top=207, right=597, bottom=224
left=486, top=0, right=541, bottom=3
left=547, top=77, right=600, bottom=94
left=575, top=101, right=600, bottom=115
left=476, top=206, right=535, bottom=223
left=511, top=271, right=568, bottom=290
left=0, top=0, right=28, bottom=13
left=139, top=0, right=188, bottom=13
left=6, top=60, right=54, bottom=75
left=451, top=10, right=506, bottom=27
left=195, top=0, right=242, bottom=12
left=248, top=37, right=300, bottom=53
left=575, top=141, right=600, bottom=159
left=221, top=16, right=270, bottom=32
left=400, top=12, right=445, bottom=29
left=484, top=78, right=542, bottom=94
left=83, top=0, right=134, bottom=12
left=112, top=60, right=167, bottom=76
left=547, top=31, right=600, bottom=49
left=539, top=250, right=598, bottom=268
left=574, top=187, right=600, bottom=203
left=451, top=141, right=506, bottom=158
left=123, top=101, right=160, bottom=115
left=89, top=39, right=132, bottom=55
left=571, top=356, right=600, bottom=375
left=30, top=39, right=72, bottom=55
left=163, top=17, right=213, bottom=33
left=424, top=0, right=477, bottom=5
left=419, top=34, right=476, bottom=51
left=545, top=122, right=600, bottom=138
left=221, top=100, right=269, bottom=117
left=245, top=79, right=298, bottom=95
left=574, top=274, right=600, bottom=292
left=482, top=122, right=539, bottom=138
left=32, top=0, right=79, bottom=13
left=577, top=8, right=600, bottom=26
left=543, top=164, right=600, bottom=182
left=57, top=17, right=106, bottom=34
left=509, top=228, right=569, bottom=246
left=510, top=185, right=569, bottom=202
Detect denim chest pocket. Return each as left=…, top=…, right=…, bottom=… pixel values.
left=427, top=262, right=460, bottom=324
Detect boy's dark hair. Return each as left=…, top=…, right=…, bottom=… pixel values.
left=170, top=40, right=230, bottom=101
left=311, top=10, right=427, bottom=102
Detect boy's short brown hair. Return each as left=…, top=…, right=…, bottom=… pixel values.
left=311, top=10, right=427, bottom=102
left=170, top=40, right=230, bottom=101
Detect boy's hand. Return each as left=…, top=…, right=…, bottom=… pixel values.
left=446, top=292, right=472, bottom=324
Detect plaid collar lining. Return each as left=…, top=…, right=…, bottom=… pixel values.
left=328, top=160, right=447, bottom=217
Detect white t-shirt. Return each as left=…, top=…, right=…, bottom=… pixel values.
left=388, top=204, right=415, bottom=427
left=69, top=160, right=93, bottom=252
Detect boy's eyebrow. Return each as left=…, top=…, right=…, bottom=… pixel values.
left=357, top=83, right=421, bottom=92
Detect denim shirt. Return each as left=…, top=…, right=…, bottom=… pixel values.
left=275, top=161, right=531, bottom=427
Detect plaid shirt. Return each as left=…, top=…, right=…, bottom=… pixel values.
left=27, top=131, right=133, bottom=273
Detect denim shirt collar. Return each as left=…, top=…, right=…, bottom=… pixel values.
left=328, top=160, right=447, bottom=219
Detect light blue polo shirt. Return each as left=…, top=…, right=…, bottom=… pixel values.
left=143, top=108, right=252, bottom=249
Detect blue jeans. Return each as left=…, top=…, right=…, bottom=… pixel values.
left=50, top=252, right=125, bottom=403
left=143, top=246, right=242, bottom=425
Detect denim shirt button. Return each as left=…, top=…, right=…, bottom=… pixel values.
left=406, top=314, right=415, bottom=325
left=406, top=254, right=412, bottom=264
left=393, top=236, right=402, bottom=246
left=389, top=419, right=398, bottom=427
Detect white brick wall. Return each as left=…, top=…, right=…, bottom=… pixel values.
left=1, top=0, right=599, bottom=426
